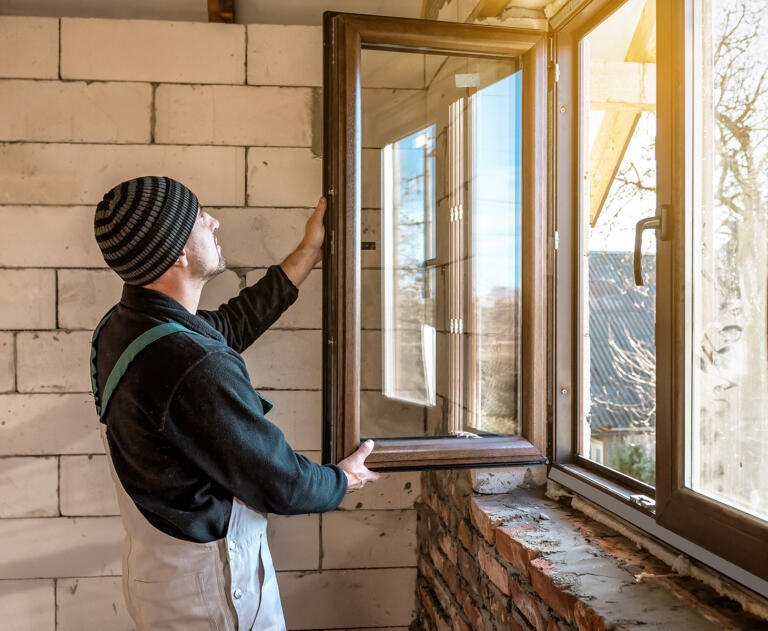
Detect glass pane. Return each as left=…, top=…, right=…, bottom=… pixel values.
left=578, top=0, right=657, bottom=485
left=360, top=48, right=522, bottom=439
left=689, top=0, right=768, bottom=520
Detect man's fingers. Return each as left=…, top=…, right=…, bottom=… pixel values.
left=355, top=439, right=375, bottom=461
left=315, top=196, right=327, bottom=214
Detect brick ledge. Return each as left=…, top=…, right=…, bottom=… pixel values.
left=464, top=486, right=766, bottom=630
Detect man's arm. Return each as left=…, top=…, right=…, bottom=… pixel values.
left=197, top=197, right=326, bottom=352
left=196, top=265, right=297, bottom=353
left=165, top=349, right=349, bottom=515
left=280, top=196, right=326, bottom=287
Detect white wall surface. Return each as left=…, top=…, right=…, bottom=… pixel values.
left=0, top=15, right=419, bottom=630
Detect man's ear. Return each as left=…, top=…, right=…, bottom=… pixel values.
left=175, top=248, right=190, bottom=268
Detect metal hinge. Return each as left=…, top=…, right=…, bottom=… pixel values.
left=555, top=63, right=560, bottom=83
left=554, top=231, right=559, bottom=250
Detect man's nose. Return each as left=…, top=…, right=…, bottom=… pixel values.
left=210, top=215, right=220, bottom=230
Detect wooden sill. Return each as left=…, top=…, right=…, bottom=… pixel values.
left=364, top=436, right=546, bottom=470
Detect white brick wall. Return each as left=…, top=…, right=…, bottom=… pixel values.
left=247, top=147, right=322, bottom=207
left=0, top=144, right=245, bottom=205
left=16, top=331, right=93, bottom=393
left=0, top=81, right=152, bottom=143
left=56, top=577, right=131, bottom=631
left=0, top=17, right=59, bottom=79
left=155, top=85, right=315, bottom=147
left=60, top=455, right=119, bottom=516
left=58, top=270, right=123, bottom=330
left=246, top=25, right=322, bottom=87
left=213, top=207, right=315, bottom=267
left=0, top=269, right=56, bottom=329
left=0, top=456, right=58, bottom=517
left=0, top=333, right=14, bottom=392
left=0, top=15, right=417, bottom=631
left=0, top=579, right=56, bottom=631
left=61, top=18, right=245, bottom=84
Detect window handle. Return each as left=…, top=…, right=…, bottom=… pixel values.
left=633, top=205, right=668, bottom=285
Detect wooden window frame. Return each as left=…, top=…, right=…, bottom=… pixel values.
left=654, top=0, right=768, bottom=583
left=322, top=12, right=548, bottom=470
left=552, top=0, right=768, bottom=587
left=552, top=0, right=658, bottom=506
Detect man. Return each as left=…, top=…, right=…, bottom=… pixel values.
left=90, top=176, right=379, bottom=630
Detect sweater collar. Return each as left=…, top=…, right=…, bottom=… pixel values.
left=119, top=284, right=226, bottom=343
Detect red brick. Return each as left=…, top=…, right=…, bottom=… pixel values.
left=429, top=543, right=446, bottom=575
left=420, top=582, right=453, bottom=631
left=458, top=547, right=480, bottom=586
left=509, top=578, right=547, bottom=630
left=440, top=533, right=459, bottom=565
left=496, top=525, right=539, bottom=580
left=529, top=557, right=578, bottom=624
left=457, top=519, right=473, bottom=551
left=424, top=485, right=440, bottom=514
left=574, top=600, right=608, bottom=631
left=477, top=545, right=511, bottom=596
left=439, top=554, right=461, bottom=596
left=419, top=584, right=439, bottom=624
left=459, top=591, right=484, bottom=629
left=423, top=553, right=454, bottom=614
left=451, top=613, right=471, bottom=631
left=469, top=498, right=502, bottom=544
left=428, top=490, right=451, bottom=527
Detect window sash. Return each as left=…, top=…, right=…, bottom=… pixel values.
left=321, top=12, right=548, bottom=469
left=552, top=0, right=768, bottom=589
left=654, top=0, right=768, bottom=583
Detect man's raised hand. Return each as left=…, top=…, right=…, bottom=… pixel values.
left=338, top=440, right=380, bottom=493
left=302, top=196, right=326, bottom=264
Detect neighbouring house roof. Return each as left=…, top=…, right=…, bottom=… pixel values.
left=587, top=251, right=656, bottom=432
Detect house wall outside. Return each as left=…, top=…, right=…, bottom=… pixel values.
left=0, top=15, right=419, bottom=630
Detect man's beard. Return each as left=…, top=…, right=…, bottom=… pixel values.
left=202, top=253, right=227, bottom=282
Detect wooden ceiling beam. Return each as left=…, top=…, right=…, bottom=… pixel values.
left=589, top=0, right=656, bottom=226
left=208, top=0, right=234, bottom=23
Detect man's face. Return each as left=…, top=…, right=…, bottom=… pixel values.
left=185, top=205, right=226, bottom=281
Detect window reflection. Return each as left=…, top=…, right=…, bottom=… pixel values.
left=382, top=127, right=437, bottom=407
left=361, top=49, right=522, bottom=439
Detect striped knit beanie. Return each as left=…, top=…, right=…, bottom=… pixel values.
left=94, top=176, right=199, bottom=286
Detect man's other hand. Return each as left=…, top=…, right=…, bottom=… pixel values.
left=338, top=440, right=381, bottom=492
left=303, top=196, right=326, bottom=264
left=280, top=196, right=326, bottom=287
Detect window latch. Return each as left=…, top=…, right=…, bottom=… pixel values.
left=633, top=205, right=669, bottom=285
left=629, top=494, right=656, bottom=510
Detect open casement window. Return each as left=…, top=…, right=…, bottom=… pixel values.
left=552, top=0, right=768, bottom=590
left=322, top=13, right=547, bottom=470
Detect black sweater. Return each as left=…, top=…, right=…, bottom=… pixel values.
left=93, top=265, right=347, bottom=543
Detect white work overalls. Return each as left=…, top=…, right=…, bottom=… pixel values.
left=91, top=309, right=287, bottom=631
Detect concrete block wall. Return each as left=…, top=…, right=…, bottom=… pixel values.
left=0, top=15, right=417, bottom=630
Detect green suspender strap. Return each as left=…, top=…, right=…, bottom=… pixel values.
left=90, top=307, right=199, bottom=422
